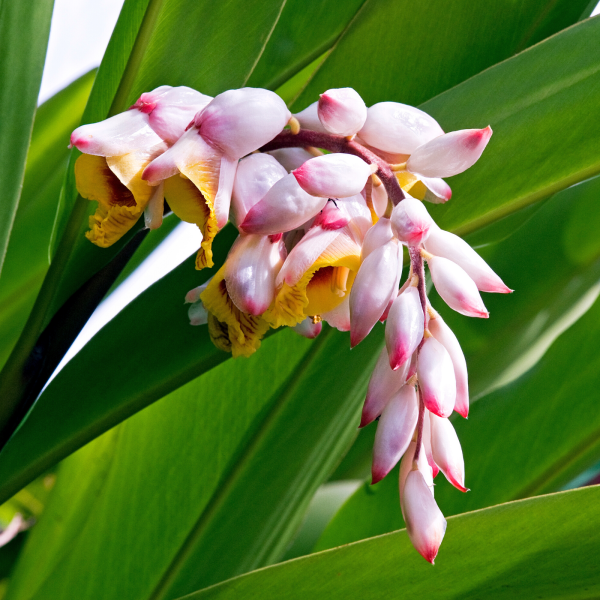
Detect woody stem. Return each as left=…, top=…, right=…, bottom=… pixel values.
left=260, top=130, right=406, bottom=206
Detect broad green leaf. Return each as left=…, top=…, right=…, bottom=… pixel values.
left=0, top=71, right=95, bottom=370
left=0, top=225, right=236, bottom=505
left=0, top=0, right=54, bottom=276
left=293, top=0, right=590, bottom=109
left=184, top=486, right=600, bottom=600
left=7, top=327, right=381, bottom=600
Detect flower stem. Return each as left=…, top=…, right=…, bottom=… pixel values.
left=261, top=130, right=406, bottom=206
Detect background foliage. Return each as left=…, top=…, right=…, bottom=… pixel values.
left=0, top=0, right=599, bottom=598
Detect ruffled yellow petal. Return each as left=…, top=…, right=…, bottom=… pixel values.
left=395, top=171, right=427, bottom=200
left=200, top=266, right=270, bottom=358
left=75, top=153, right=154, bottom=248
left=264, top=233, right=361, bottom=328
left=164, top=173, right=218, bottom=270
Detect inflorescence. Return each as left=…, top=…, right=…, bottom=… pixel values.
left=70, top=84, right=510, bottom=563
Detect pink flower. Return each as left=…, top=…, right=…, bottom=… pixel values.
left=318, top=87, right=367, bottom=137
left=391, top=196, right=433, bottom=246
left=417, top=336, right=456, bottom=418
left=385, top=287, right=424, bottom=371
left=430, top=413, right=468, bottom=492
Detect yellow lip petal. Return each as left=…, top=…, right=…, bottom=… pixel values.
left=200, top=266, right=270, bottom=358
left=264, top=232, right=361, bottom=328
left=75, top=153, right=155, bottom=247
left=163, top=174, right=218, bottom=269
left=395, top=170, right=427, bottom=200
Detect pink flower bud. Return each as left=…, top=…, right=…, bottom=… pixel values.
left=424, top=225, right=511, bottom=293
left=194, top=88, right=291, bottom=159
left=318, top=87, right=367, bottom=137
left=417, top=337, right=456, bottom=418
left=240, top=173, right=327, bottom=235
left=430, top=413, right=468, bottom=492
left=422, top=411, right=440, bottom=478
left=403, top=469, right=447, bottom=563
left=391, top=197, right=433, bottom=246
left=231, top=154, right=287, bottom=228
left=385, top=287, right=424, bottom=371
left=71, top=85, right=211, bottom=155
left=361, top=345, right=410, bottom=428
left=372, top=385, right=418, bottom=484
left=359, top=102, right=444, bottom=155
left=70, top=110, right=165, bottom=156
left=360, top=218, right=394, bottom=261
left=399, top=441, right=433, bottom=501
left=293, top=154, right=373, bottom=199
left=428, top=312, right=469, bottom=418
left=421, top=176, right=452, bottom=204
left=427, top=256, right=489, bottom=318
left=224, top=234, right=286, bottom=315
left=293, top=101, right=328, bottom=133
left=293, top=317, right=322, bottom=339
left=350, top=239, right=401, bottom=347
left=407, top=127, right=493, bottom=179
left=268, top=147, right=314, bottom=172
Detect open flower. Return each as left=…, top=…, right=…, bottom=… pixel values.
left=71, top=86, right=212, bottom=247
left=142, top=88, right=291, bottom=269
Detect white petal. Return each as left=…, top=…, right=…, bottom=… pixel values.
left=241, top=173, right=328, bottom=235
left=421, top=177, right=452, bottom=204
left=428, top=313, right=469, bottom=418
left=427, top=256, right=489, bottom=318
left=422, top=411, right=439, bottom=478
left=70, top=110, right=164, bottom=157
left=147, top=86, right=212, bottom=144
left=336, top=194, right=372, bottom=241
left=195, top=88, right=291, bottom=159
left=214, top=155, right=238, bottom=229
left=359, top=102, right=444, bottom=155
left=391, top=196, right=433, bottom=246
left=361, top=218, right=394, bottom=261
left=224, top=234, right=286, bottom=315
left=350, top=239, right=401, bottom=347
left=372, top=385, right=418, bottom=483
left=430, top=413, right=467, bottom=492
left=361, top=344, right=410, bottom=428
left=318, top=87, right=367, bottom=137
left=322, top=292, right=351, bottom=332
left=144, top=182, right=164, bottom=229
left=188, top=300, right=208, bottom=326
left=293, top=317, right=322, bottom=339
left=417, top=337, right=456, bottom=418
left=294, top=101, right=328, bottom=133
left=403, top=470, right=447, bottom=563
left=424, top=224, right=511, bottom=293
left=385, top=287, right=424, bottom=371
left=399, top=441, right=433, bottom=501
left=371, top=180, right=389, bottom=217
left=231, top=153, right=287, bottom=228
left=293, top=153, right=372, bottom=198
left=407, top=127, right=493, bottom=178
left=268, top=147, right=314, bottom=172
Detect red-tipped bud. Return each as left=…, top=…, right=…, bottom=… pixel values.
left=417, top=337, right=456, bottom=418
left=391, top=197, right=433, bottom=246
left=318, top=87, right=367, bottom=137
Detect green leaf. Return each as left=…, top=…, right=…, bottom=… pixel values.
left=293, top=0, right=590, bottom=109
left=7, top=328, right=381, bottom=600
left=181, top=486, right=600, bottom=600
left=420, top=17, right=600, bottom=235
left=0, top=71, right=96, bottom=370
left=0, top=225, right=235, bottom=505
left=0, top=0, right=54, bottom=276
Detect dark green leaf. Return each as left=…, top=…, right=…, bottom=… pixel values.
left=7, top=327, right=381, bottom=600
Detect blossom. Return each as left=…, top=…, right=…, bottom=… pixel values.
left=142, top=88, right=291, bottom=269
left=71, top=86, right=212, bottom=247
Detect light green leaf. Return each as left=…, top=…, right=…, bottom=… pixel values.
left=0, top=0, right=54, bottom=276
left=7, top=327, right=381, bottom=600
left=183, top=486, right=600, bottom=600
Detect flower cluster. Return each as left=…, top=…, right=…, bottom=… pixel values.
left=71, top=84, right=510, bottom=562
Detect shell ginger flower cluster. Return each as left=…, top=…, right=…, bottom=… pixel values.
left=71, top=84, right=510, bottom=563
